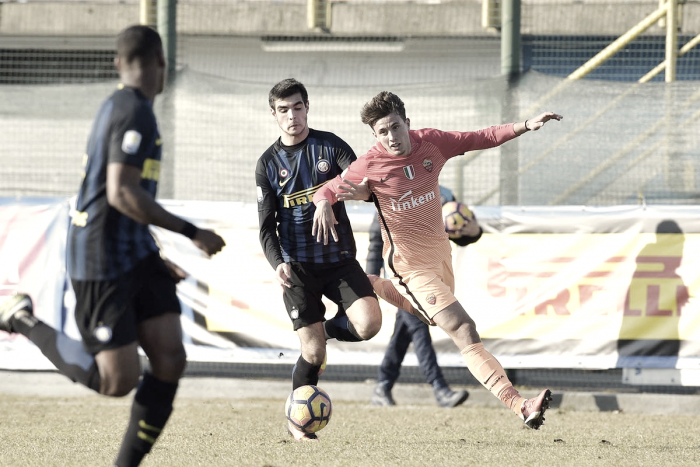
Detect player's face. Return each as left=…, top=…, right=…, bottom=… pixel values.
left=372, top=112, right=411, bottom=156
left=272, top=93, right=309, bottom=141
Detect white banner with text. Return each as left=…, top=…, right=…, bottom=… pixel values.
left=1, top=199, right=699, bottom=374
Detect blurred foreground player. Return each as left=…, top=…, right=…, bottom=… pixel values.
left=313, top=91, right=562, bottom=429
left=256, top=78, right=382, bottom=441
left=0, top=25, right=225, bottom=466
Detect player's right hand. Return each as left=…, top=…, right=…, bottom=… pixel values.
left=336, top=177, right=370, bottom=202
left=311, top=200, right=339, bottom=245
left=192, top=229, right=226, bottom=257
left=276, top=262, right=292, bottom=288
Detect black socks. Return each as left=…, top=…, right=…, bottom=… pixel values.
left=292, top=355, right=321, bottom=390
left=114, top=372, right=178, bottom=467
left=323, top=315, right=363, bottom=342
left=27, top=322, right=101, bottom=392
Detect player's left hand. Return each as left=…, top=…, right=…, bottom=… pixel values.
left=193, top=229, right=226, bottom=257
left=163, top=258, right=188, bottom=283
left=336, top=177, right=370, bottom=202
left=312, top=200, right=339, bottom=245
left=526, top=111, right=563, bottom=131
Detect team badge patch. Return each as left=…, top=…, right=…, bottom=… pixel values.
left=256, top=186, right=263, bottom=203
left=422, top=158, right=433, bottom=173
left=403, top=165, right=416, bottom=180
left=316, top=159, right=330, bottom=174
left=426, top=294, right=436, bottom=305
left=280, top=168, right=289, bottom=178
left=94, top=325, right=113, bottom=343
left=290, top=307, right=299, bottom=320
left=121, top=130, right=142, bottom=155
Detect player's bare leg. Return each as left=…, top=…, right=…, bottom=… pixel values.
left=324, top=296, right=381, bottom=343
left=94, top=344, right=142, bottom=396
left=288, top=322, right=326, bottom=441
left=296, top=322, right=327, bottom=385
left=344, top=296, right=382, bottom=340
left=432, top=301, right=552, bottom=429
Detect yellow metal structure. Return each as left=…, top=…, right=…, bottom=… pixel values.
left=640, top=33, right=700, bottom=82
left=307, top=0, right=331, bottom=31
left=140, top=0, right=157, bottom=28
left=482, top=0, right=501, bottom=32
left=567, top=6, right=668, bottom=81
left=567, top=0, right=692, bottom=83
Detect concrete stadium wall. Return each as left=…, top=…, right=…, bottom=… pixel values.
left=1, top=1, right=699, bottom=37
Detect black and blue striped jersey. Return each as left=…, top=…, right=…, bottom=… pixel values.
left=67, top=86, right=160, bottom=280
left=256, top=129, right=358, bottom=269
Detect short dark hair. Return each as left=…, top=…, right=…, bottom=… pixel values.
left=360, top=91, right=407, bottom=129
left=116, top=25, right=163, bottom=65
left=268, top=78, right=309, bottom=109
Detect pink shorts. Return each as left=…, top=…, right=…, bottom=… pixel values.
left=391, top=257, right=458, bottom=322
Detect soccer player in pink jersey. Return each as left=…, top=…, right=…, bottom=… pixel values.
left=312, top=91, right=562, bottom=429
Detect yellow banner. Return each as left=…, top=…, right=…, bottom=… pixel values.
left=456, top=232, right=699, bottom=342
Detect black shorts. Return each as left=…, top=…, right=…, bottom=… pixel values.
left=283, top=258, right=376, bottom=331
left=71, top=253, right=181, bottom=355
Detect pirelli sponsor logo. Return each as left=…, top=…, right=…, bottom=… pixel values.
left=282, top=182, right=326, bottom=208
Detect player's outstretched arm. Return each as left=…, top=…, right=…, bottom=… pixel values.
left=514, top=111, right=563, bottom=135
left=106, top=162, right=226, bottom=256
left=311, top=199, right=338, bottom=245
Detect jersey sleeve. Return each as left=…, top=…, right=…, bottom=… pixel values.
left=108, top=101, right=155, bottom=169
left=313, top=155, right=370, bottom=206
left=421, top=125, right=517, bottom=160
left=439, top=185, right=456, bottom=204
left=255, top=157, right=284, bottom=270
left=332, top=135, right=357, bottom=170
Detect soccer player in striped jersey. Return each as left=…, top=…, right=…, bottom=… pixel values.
left=256, top=79, right=382, bottom=441
left=313, top=91, right=562, bottom=429
left=0, top=25, right=225, bottom=466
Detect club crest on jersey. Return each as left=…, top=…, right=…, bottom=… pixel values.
left=426, top=294, right=437, bottom=305
left=94, top=325, right=113, bottom=343
left=280, top=168, right=289, bottom=179
left=316, top=159, right=330, bottom=174
left=121, top=130, right=142, bottom=155
left=403, top=165, right=416, bottom=180
left=422, top=158, right=433, bottom=173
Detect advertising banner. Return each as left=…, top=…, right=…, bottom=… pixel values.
left=2, top=200, right=699, bottom=375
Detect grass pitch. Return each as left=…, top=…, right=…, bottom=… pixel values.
left=1, top=393, right=699, bottom=467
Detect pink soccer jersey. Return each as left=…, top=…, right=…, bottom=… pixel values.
left=314, top=125, right=516, bottom=278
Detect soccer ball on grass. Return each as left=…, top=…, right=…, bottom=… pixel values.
left=285, top=385, right=332, bottom=434
left=442, top=201, right=474, bottom=239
